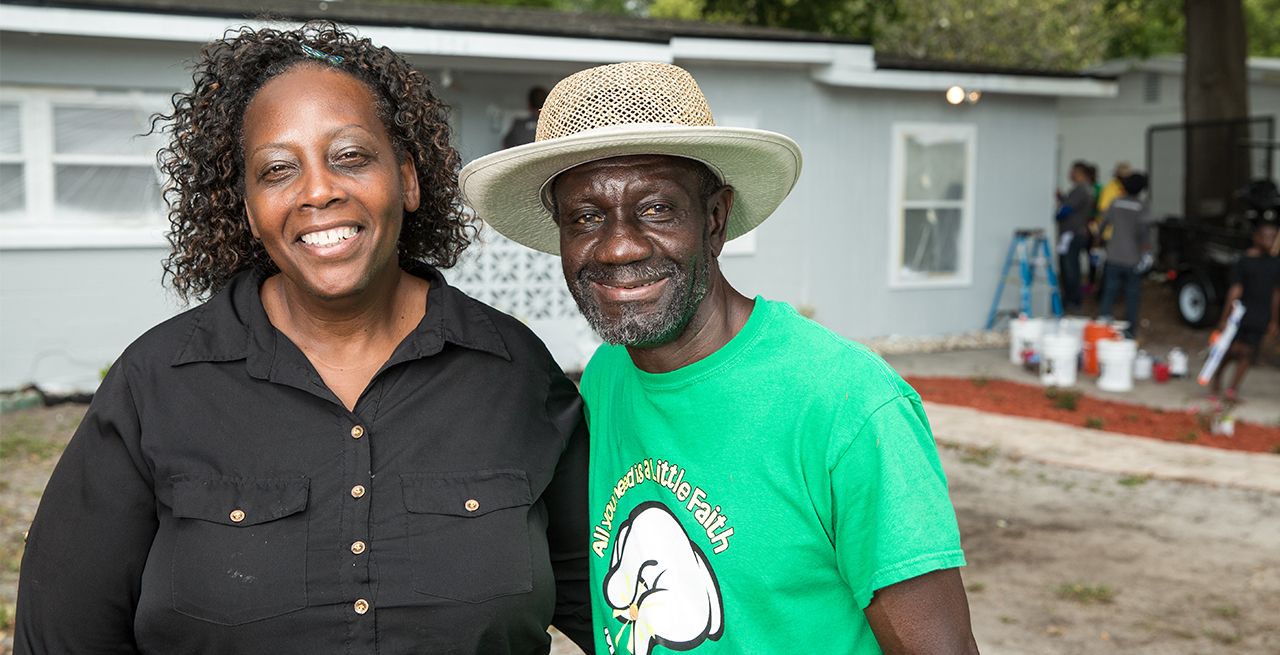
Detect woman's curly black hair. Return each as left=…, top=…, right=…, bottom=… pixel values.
left=154, top=21, right=471, bottom=301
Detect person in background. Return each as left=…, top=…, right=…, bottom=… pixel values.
left=1056, top=161, right=1096, bottom=312
left=1082, top=163, right=1104, bottom=296
left=1209, top=220, right=1280, bottom=402
left=503, top=85, right=549, bottom=149
left=1097, top=161, right=1132, bottom=213
left=1096, top=173, right=1153, bottom=338
left=16, top=23, right=592, bottom=654
left=1090, top=161, right=1132, bottom=298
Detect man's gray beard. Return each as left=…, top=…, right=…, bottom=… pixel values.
left=569, top=242, right=712, bottom=348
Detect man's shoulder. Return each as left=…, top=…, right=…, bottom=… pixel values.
left=580, top=343, right=629, bottom=394
left=755, top=299, right=916, bottom=404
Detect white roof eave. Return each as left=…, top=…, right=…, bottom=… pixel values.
left=813, top=63, right=1117, bottom=98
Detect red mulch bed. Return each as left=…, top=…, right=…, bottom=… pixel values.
left=906, top=376, right=1280, bottom=454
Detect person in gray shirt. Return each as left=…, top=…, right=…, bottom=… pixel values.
left=1056, top=161, right=1096, bottom=311
left=1097, top=173, right=1153, bottom=337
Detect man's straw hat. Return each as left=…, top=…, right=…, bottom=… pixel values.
left=458, top=61, right=803, bottom=255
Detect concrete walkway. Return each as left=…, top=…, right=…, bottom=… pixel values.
left=887, top=348, right=1280, bottom=425
left=925, top=402, right=1280, bottom=493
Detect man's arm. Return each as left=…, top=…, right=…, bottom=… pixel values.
left=865, top=568, right=979, bottom=654
left=828, top=395, right=975, bottom=655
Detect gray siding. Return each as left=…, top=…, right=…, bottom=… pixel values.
left=690, top=64, right=1059, bottom=340
left=0, top=247, right=181, bottom=389
left=0, top=32, right=1067, bottom=388
left=1057, top=69, right=1280, bottom=195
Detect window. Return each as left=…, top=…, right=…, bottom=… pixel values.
left=0, top=87, right=169, bottom=248
left=888, top=123, right=976, bottom=288
left=0, top=103, right=24, bottom=220
left=1143, top=72, right=1161, bottom=104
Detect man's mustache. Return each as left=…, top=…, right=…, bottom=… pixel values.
left=576, top=260, right=680, bottom=287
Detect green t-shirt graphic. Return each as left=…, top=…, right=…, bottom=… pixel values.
left=580, top=298, right=965, bottom=655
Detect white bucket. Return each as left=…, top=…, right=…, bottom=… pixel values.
left=1058, top=316, right=1089, bottom=342
left=1009, top=317, right=1045, bottom=365
left=1168, top=347, right=1189, bottom=377
left=1040, top=333, right=1082, bottom=387
left=1133, top=350, right=1153, bottom=380
left=1097, top=338, right=1138, bottom=392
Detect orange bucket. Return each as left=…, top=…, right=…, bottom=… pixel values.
left=1082, top=322, right=1118, bottom=376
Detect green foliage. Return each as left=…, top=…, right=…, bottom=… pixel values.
left=1044, top=387, right=1080, bottom=411
left=876, top=0, right=1107, bottom=70
left=393, top=0, right=1280, bottom=68
left=698, top=0, right=892, bottom=40
left=1101, top=0, right=1185, bottom=60
left=649, top=0, right=703, bottom=20
left=1055, top=582, right=1117, bottom=604
left=1245, top=0, right=1280, bottom=56
left=959, top=445, right=998, bottom=467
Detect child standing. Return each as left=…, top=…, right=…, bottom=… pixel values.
left=1210, top=220, right=1280, bottom=401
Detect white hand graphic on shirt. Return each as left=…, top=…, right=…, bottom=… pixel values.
left=603, top=502, right=724, bottom=654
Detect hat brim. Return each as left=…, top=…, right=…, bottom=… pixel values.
left=459, top=124, right=802, bottom=255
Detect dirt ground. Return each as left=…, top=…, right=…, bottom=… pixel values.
left=4, top=405, right=1278, bottom=654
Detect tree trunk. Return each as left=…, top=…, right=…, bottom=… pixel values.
left=1183, top=0, right=1250, bottom=222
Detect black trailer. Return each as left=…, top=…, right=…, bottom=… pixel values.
left=1147, top=116, right=1278, bottom=326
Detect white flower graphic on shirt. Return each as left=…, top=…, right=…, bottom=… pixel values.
left=603, top=502, right=724, bottom=654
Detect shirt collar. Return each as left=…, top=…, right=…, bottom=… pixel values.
left=172, top=262, right=511, bottom=375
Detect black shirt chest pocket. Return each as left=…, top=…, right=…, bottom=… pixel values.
left=401, top=469, right=534, bottom=603
left=169, top=476, right=310, bottom=625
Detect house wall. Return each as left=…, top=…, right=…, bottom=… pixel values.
left=0, top=31, right=583, bottom=388
left=1057, top=69, right=1280, bottom=207
left=689, top=64, right=1060, bottom=340
left=0, top=33, right=196, bottom=389
left=0, top=30, right=1065, bottom=388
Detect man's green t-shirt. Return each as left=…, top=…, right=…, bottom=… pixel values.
left=579, top=297, right=965, bottom=655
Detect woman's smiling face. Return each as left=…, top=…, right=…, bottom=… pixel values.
left=241, top=64, right=419, bottom=302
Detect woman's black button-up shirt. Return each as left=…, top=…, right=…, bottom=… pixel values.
left=16, top=265, right=593, bottom=654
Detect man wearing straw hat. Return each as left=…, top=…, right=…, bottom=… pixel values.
left=461, top=62, right=976, bottom=655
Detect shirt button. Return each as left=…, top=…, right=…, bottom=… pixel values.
left=351, top=485, right=366, bottom=499
left=353, top=598, right=369, bottom=615
left=229, top=509, right=246, bottom=523
left=351, top=540, right=367, bottom=555
left=350, top=425, right=365, bottom=439
left=464, top=498, right=480, bottom=512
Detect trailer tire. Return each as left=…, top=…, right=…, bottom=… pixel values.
left=1176, top=274, right=1217, bottom=328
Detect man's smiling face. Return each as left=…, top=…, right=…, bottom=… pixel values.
left=551, top=155, right=726, bottom=347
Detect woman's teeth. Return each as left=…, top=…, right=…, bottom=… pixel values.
left=300, top=226, right=359, bottom=246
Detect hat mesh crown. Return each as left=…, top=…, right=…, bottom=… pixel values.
left=535, top=62, right=716, bottom=142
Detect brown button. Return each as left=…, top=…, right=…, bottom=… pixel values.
left=353, top=598, right=369, bottom=615
left=351, top=540, right=366, bottom=555
left=350, top=425, right=365, bottom=439
left=350, top=484, right=366, bottom=499
left=464, top=498, right=480, bottom=512
left=229, top=509, right=246, bottom=523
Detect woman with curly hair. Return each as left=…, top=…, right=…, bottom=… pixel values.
left=16, top=22, right=593, bottom=654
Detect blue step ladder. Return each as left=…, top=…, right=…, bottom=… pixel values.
left=985, top=229, right=1064, bottom=329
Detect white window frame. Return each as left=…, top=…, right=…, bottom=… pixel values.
left=0, top=86, right=171, bottom=250
left=887, top=122, right=977, bottom=289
